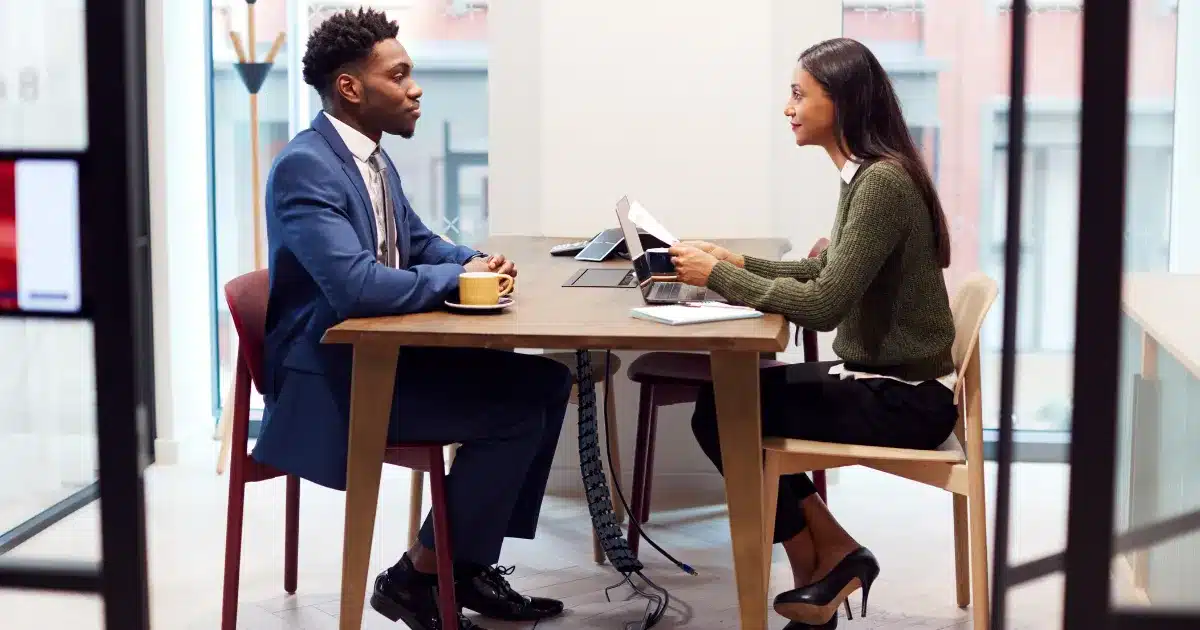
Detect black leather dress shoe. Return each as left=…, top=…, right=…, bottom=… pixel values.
left=369, top=556, right=487, bottom=630
left=455, top=563, right=565, bottom=621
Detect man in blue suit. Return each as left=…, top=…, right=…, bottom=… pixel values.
left=256, top=9, right=572, bottom=630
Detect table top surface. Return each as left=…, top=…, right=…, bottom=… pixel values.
left=1122, top=272, right=1200, bottom=379
left=323, top=235, right=792, bottom=352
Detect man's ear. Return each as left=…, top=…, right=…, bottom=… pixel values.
left=335, top=72, right=364, bottom=105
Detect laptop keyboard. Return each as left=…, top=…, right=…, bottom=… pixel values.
left=654, top=282, right=707, bottom=302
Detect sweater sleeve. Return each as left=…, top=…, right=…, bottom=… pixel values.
left=742, top=249, right=827, bottom=281
left=706, top=170, right=912, bottom=331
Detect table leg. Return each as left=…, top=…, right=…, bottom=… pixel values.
left=340, top=343, right=400, bottom=630
left=710, top=350, right=767, bottom=630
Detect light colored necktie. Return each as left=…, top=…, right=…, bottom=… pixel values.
left=367, top=150, right=397, bottom=268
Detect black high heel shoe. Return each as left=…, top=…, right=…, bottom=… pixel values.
left=773, top=547, right=879, bottom=625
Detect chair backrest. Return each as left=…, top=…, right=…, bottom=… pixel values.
left=948, top=273, right=999, bottom=442
left=224, top=269, right=270, bottom=396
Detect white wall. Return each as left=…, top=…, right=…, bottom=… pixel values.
left=491, top=0, right=842, bottom=245
left=146, top=0, right=215, bottom=464
left=1169, top=0, right=1200, bottom=273
left=489, top=0, right=843, bottom=495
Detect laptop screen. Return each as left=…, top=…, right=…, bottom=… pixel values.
left=615, top=197, right=654, bottom=293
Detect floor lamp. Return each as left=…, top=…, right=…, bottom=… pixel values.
left=217, top=0, right=285, bottom=474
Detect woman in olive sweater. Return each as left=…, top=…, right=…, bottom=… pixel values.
left=670, top=38, right=958, bottom=629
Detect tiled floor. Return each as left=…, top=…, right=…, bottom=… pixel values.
left=1, top=441, right=1128, bottom=629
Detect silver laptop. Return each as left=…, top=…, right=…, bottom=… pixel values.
left=615, top=196, right=722, bottom=304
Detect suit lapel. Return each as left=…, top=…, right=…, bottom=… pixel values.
left=312, top=113, right=378, bottom=252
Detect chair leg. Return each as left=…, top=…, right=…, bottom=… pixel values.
left=428, top=449, right=459, bottom=630
left=408, top=471, right=426, bottom=547
left=629, top=383, right=655, bottom=558
left=952, top=493, right=970, bottom=608
left=221, top=472, right=246, bottom=630
left=763, top=452, right=782, bottom=588
left=215, top=388, right=235, bottom=475
left=640, top=403, right=660, bottom=524
left=967, top=466, right=990, bottom=630
left=284, top=475, right=300, bottom=594
left=604, top=380, right=625, bottom=525
left=592, top=528, right=605, bottom=564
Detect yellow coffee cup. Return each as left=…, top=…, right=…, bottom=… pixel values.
left=458, top=271, right=515, bottom=306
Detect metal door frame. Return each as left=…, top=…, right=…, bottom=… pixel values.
left=0, top=0, right=153, bottom=628
left=990, top=2, right=1200, bottom=628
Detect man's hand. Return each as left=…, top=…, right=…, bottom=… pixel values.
left=668, top=245, right=720, bottom=287
left=679, top=240, right=743, bottom=268
left=463, top=257, right=492, bottom=273
left=484, top=253, right=517, bottom=277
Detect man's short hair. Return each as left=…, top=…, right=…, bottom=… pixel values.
left=301, top=8, right=400, bottom=100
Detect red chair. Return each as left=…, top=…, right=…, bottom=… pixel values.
left=220, top=270, right=459, bottom=630
left=625, top=240, right=831, bottom=558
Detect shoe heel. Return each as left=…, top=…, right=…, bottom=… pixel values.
left=860, top=578, right=873, bottom=618
left=843, top=598, right=852, bottom=621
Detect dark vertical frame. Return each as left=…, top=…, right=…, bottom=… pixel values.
left=989, top=0, right=1028, bottom=627
left=85, top=0, right=154, bottom=625
left=1061, top=0, right=1131, bottom=627
left=0, top=0, right=153, bottom=627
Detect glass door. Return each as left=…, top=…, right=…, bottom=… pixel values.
left=991, top=1, right=1200, bottom=628
left=0, top=0, right=153, bottom=627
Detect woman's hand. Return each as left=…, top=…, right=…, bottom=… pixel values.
left=668, top=245, right=720, bottom=287
left=680, top=240, right=744, bottom=268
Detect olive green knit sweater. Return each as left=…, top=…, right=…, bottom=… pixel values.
left=707, top=160, right=956, bottom=382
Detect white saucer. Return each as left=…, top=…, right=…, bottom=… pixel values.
left=444, top=296, right=514, bottom=312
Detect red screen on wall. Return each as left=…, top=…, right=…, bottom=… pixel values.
left=0, top=161, right=16, bottom=311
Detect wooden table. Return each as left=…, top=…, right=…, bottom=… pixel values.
left=322, top=235, right=792, bottom=630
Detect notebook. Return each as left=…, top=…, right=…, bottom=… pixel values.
left=630, top=302, right=764, bottom=325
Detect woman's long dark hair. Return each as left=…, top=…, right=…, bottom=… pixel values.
left=799, top=38, right=951, bottom=268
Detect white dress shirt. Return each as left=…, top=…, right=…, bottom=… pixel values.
left=324, top=112, right=390, bottom=261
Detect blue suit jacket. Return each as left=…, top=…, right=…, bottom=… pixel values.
left=253, top=113, right=481, bottom=490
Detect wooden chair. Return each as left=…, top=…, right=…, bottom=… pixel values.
left=623, top=238, right=833, bottom=558
left=406, top=350, right=625, bottom=566
left=761, top=272, right=998, bottom=630
left=220, top=270, right=460, bottom=630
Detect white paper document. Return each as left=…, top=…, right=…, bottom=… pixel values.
left=630, top=302, right=763, bottom=326
left=627, top=200, right=680, bottom=246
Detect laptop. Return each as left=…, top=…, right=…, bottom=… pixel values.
left=615, top=196, right=724, bottom=304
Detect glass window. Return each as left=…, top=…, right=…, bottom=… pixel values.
left=1112, top=0, right=1198, bottom=610
left=206, top=1, right=490, bottom=418
left=208, top=0, right=291, bottom=417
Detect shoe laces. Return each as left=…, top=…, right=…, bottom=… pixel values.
left=479, top=564, right=522, bottom=601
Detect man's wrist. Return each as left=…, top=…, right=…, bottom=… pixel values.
left=463, top=252, right=487, bottom=266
